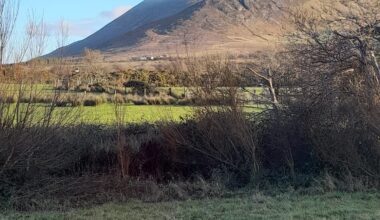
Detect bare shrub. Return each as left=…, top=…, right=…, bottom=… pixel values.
left=0, top=11, right=80, bottom=179
left=160, top=110, right=259, bottom=186
left=82, top=48, right=104, bottom=84
left=82, top=94, right=107, bottom=106
left=0, top=82, right=80, bottom=176
left=277, top=0, right=380, bottom=178
left=0, top=0, right=19, bottom=65
left=158, top=56, right=261, bottom=185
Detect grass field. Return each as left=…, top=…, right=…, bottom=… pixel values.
left=63, top=104, right=264, bottom=124
left=77, top=104, right=194, bottom=124
left=66, top=104, right=265, bottom=124
left=2, top=103, right=265, bottom=125
left=3, top=192, right=380, bottom=219
left=1, top=83, right=266, bottom=124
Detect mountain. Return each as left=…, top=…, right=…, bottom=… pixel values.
left=48, top=0, right=310, bottom=59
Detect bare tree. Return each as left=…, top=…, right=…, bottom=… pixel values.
left=0, top=0, right=19, bottom=65
left=52, top=19, right=71, bottom=88
left=246, top=52, right=284, bottom=109
left=0, top=13, right=78, bottom=175
left=82, top=48, right=104, bottom=84
left=26, top=12, right=47, bottom=60
left=55, top=19, right=69, bottom=57
left=288, top=0, right=380, bottom=112
left=280, top=0, right=380, bottom=177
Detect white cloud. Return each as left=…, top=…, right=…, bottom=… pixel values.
left=47, top=5, right=132, bottom=38
left=100, top=6, right=132, bottom=19
left=47, top=19, right=94, bottom=37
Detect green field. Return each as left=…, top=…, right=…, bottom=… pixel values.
left=2, top=103, right=265, bottom=125
left=57, top=104, right=264, bottom=125
left=1, top=83, right=267, bottom=125
left=77, top=104, right=194, bottom=124
left=3, top=192, right=380, bottom=219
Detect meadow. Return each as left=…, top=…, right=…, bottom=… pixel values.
left=49, top=103, right=264, bottom=124
left=72, top=104, right=193, bottom=124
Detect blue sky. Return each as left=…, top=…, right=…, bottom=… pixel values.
left=16, top=0, right=142, bottom=53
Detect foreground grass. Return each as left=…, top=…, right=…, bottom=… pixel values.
left=3, top=192, right=380, bottom=219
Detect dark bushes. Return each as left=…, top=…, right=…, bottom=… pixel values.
left=123, top=80, right=153, bottom=95
left=88, top=83, right=106, bottom=93
left=256, top=109, right=318, bottom=181
left=290, top=95, right=380, bottom=179
left=83, top=99, right=97, bottom=106
left=160, top=108, right=259, bottom=185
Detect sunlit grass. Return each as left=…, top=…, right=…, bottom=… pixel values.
left=76, top=104, right=194, bottom=124
left=58, top=104, right=264, bottom=125
left=1, top=103, right=265, bottom=125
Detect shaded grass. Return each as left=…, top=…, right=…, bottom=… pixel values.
left=3, top=192, right=380, bottom=219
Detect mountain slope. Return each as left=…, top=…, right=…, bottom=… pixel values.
left=49, top=0, right=200, bottom=56
left=48, top=0, right=311, bottom=58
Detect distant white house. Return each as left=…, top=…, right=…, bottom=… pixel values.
left=131, top=55, right=170, bottom=62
